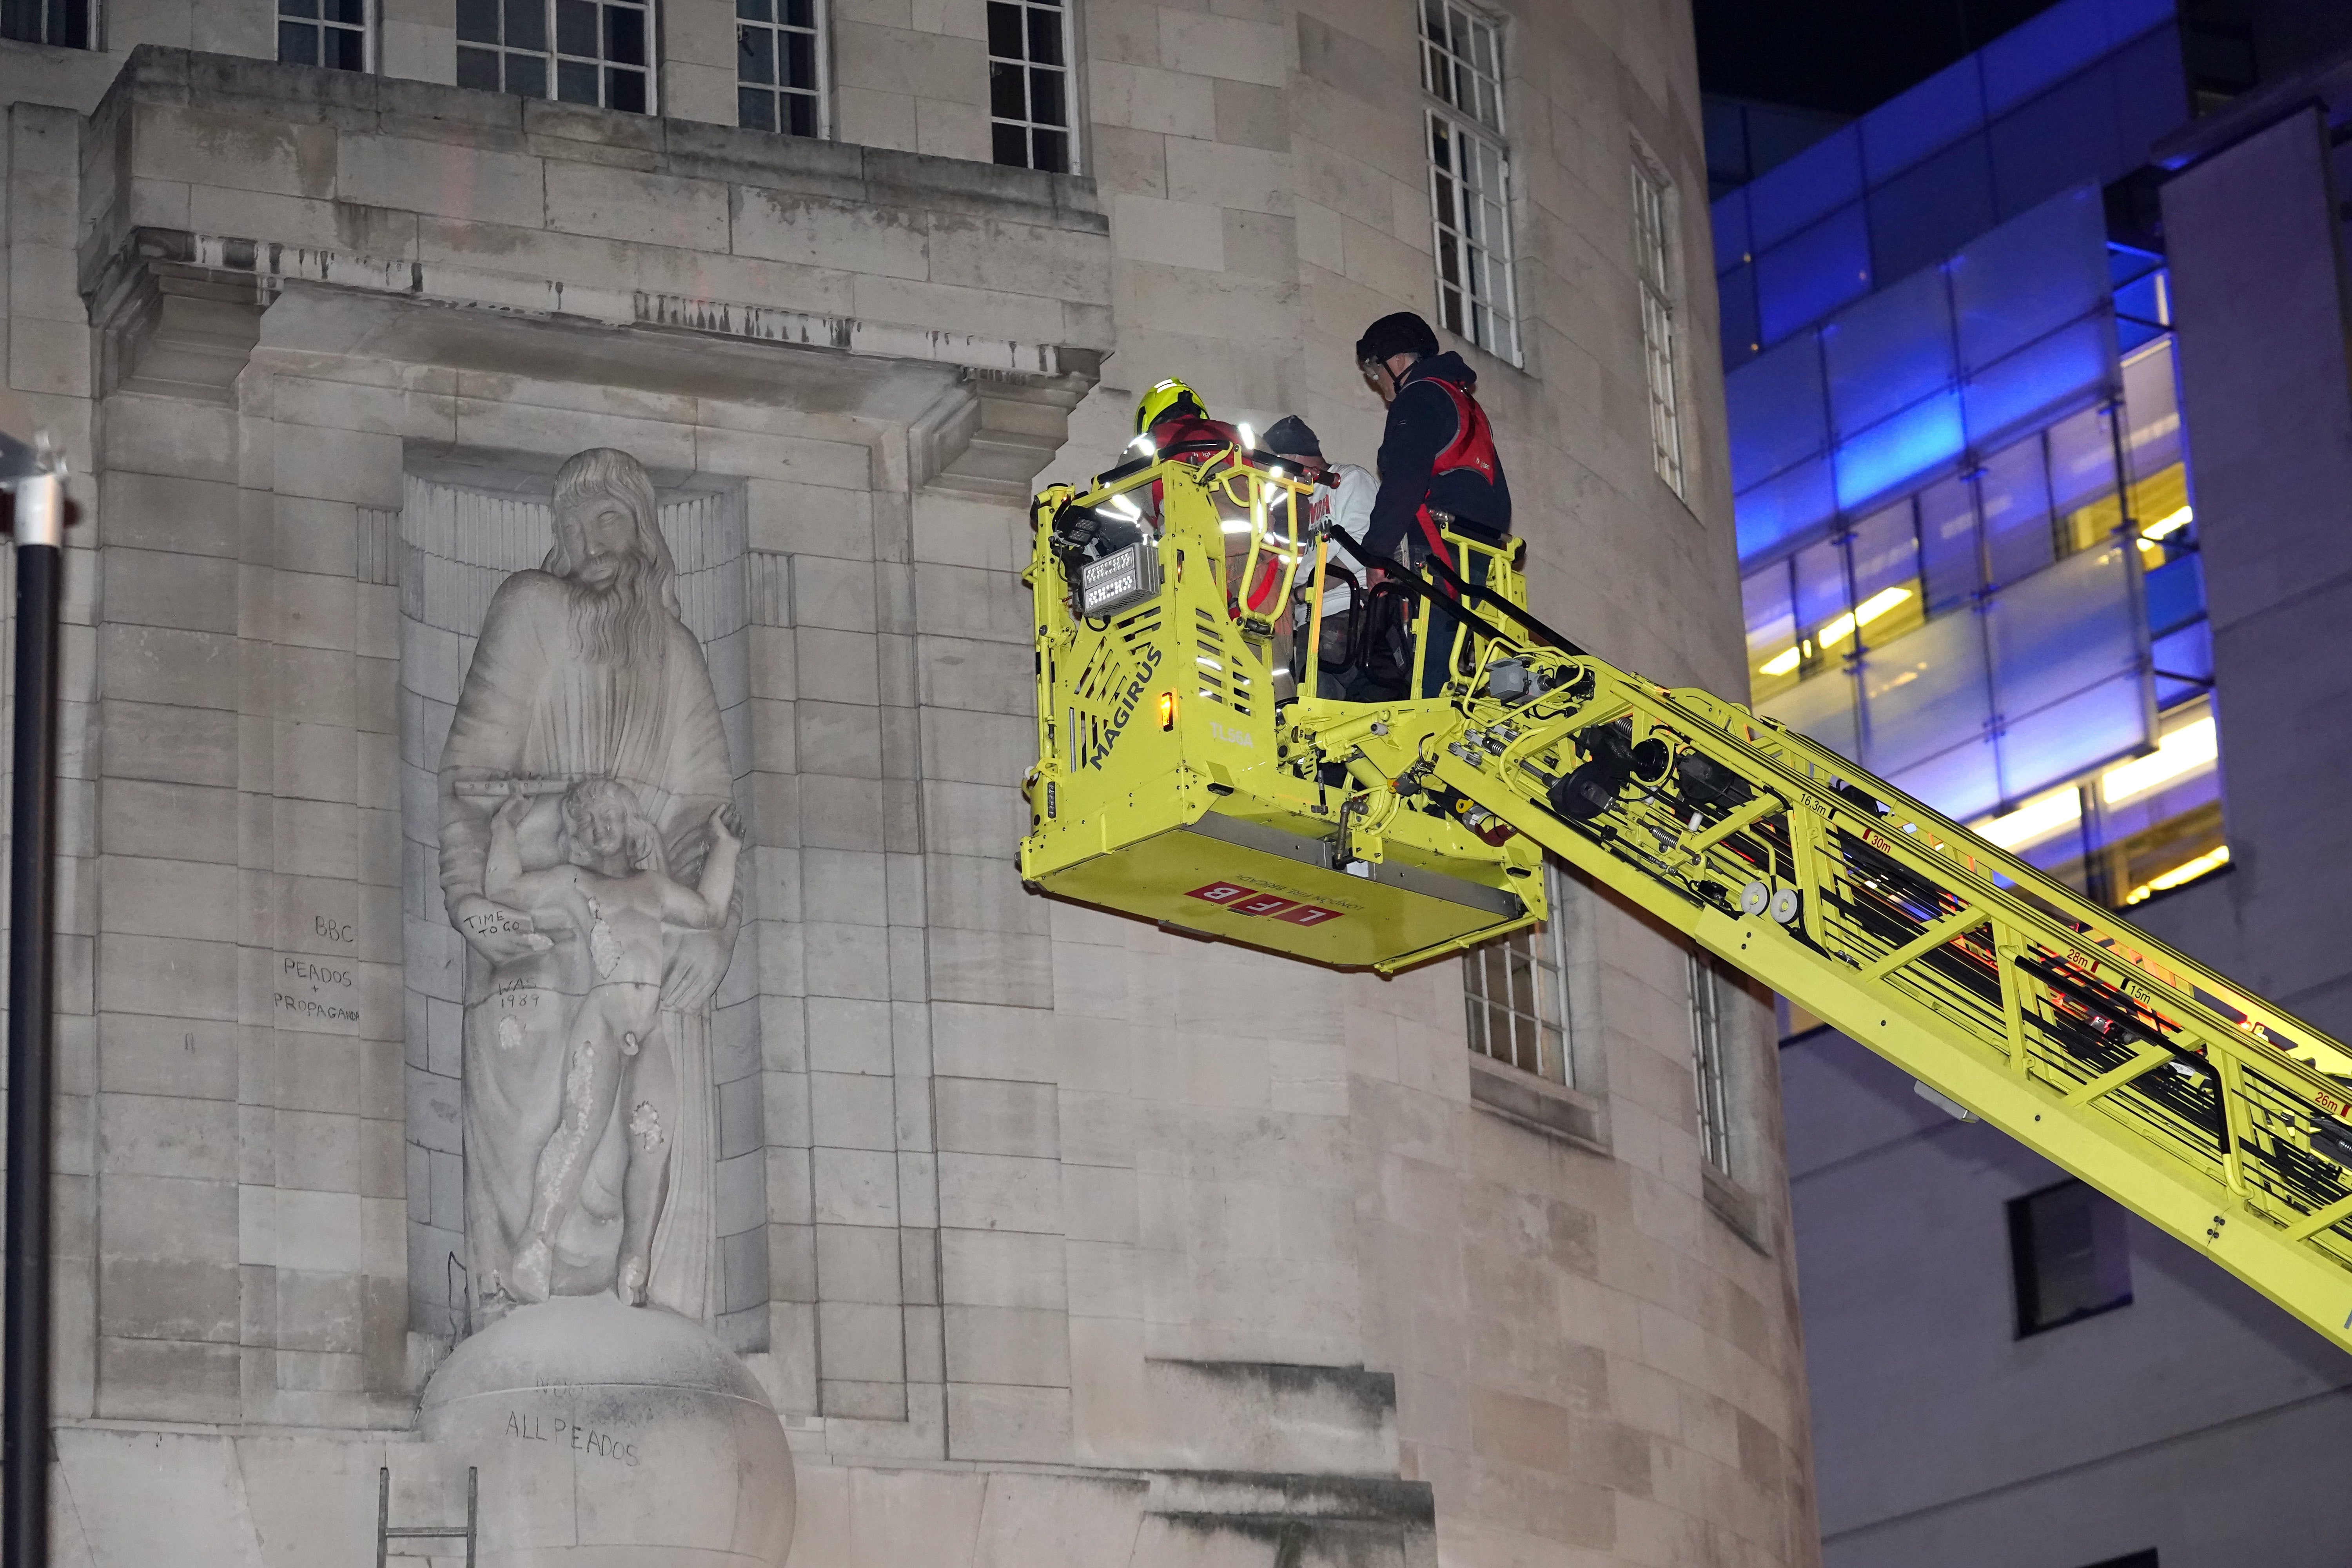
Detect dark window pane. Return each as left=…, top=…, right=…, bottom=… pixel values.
left=1030, top=67, right=1068, bottom=127
left=556, top=0, right=595, bottom=55
left=989, top=59, right=1025, bottom=119
left=786, top=91, right=815, bottom=136
left=991, top=120, right=1028, bottom=167
left=734, top=0, right=767, bottom=18
left=1919, top=473, right=1979, bottom=611
left=737, top=23, right=772, bottom=82
left=456, top=0, right=499, bottom=42
left=606, top=65, right=646, bottom=112
left=327, top=25, right=365, bottom=67
left=604, top=4, right=643, bottom=64
left=1031, top=126, right=1069, bottom=173
left=557, top=56, right=599, bottom=100
left=2009, top=1180, right=2133, bottom=1336
left=1029, top=65, right=1065, bottom=126
left=985, top=0, right=1021, bottom=58
left=782, top=0, right=810, bottom=25
left=505, top=0, right=545, bottom=50
left=456, top=42, right=502, bottom=85
left=1026, top=5, right=1062, bottom=65
left=50, top=0, right=85, bottom=45
left=739, top=84, right=775, bottom=129
left=1980, top=433, right=2054, bottom=589
left=0, top=0, right=41, bottom=44
left=782, top=30, right=813, bottom=88
left=506, top=51, right=548, bottom=96
left=327, top=0, right=364, bottom=23
left=278, top=19, right=319, bottom=61
left=281, top=0, right=318, bottom=18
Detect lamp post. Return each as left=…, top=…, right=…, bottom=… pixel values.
left=2, top=431, right=64, bottom=1568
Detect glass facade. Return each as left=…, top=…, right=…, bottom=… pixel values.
left=1719, top=0, right=2223, bottom=911
left=1712, top=0, right=2183, bottom=370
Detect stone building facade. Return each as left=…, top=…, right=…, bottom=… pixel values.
left=0, top=2, right=1815, bottom=1563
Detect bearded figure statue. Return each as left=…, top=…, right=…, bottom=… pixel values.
left=437, top=448, right=738, bottom=1327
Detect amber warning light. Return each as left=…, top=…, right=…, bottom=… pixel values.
left=1158, top=691, right=1176, bottom=730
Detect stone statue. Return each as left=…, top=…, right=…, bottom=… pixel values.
left=437, top=448, right=738, bottom=1325
left=483, top=782, right=742, bottom=1305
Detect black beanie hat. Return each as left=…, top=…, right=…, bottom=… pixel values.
left=1354, top=311, right=1440, bottom=365
left=1263, top=415, right=1322, bottom=459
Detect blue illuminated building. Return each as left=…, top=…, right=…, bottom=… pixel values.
left=1716, top=0, right=2217, bottom=905
left=1731, top=4, right=2352, bottom=1566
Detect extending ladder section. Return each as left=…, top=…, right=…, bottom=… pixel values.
left=1291, top=617, right=2352, bottom=1356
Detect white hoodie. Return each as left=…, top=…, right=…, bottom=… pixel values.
left=1307, top=463, right=1377, bottom=613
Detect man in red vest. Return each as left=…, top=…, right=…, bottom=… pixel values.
left=1354, top=311, right=1513, bottom=695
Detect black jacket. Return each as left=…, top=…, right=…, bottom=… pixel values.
left=1363, top=352, right=1512, bottom=561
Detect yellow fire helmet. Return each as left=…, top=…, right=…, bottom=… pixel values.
left=1135, top=377, right=1206, bottom=434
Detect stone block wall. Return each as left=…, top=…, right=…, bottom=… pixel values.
left=0, top=16, right=1818, bottom=1568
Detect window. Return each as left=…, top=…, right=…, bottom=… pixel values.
left=737, top=0, right=820, bottom=136
left=1633, top=159, right=1685, bottom=495
left=1, top=0, right=90, bottom=47
left=987, top=0, right=1072, bottom=174
left=456, top=0, right=652, bottom=113
left=1421, top=0, right=1518, bottom=362
left=1465, top=870, right=1570, bottom=1085
left=279, top=0, right=366, bottom=70
left=2008, top=1179, right=2133, bottom=1336
left=1689, top=952, right=1733, bottom=1173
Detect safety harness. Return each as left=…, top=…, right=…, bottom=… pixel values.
left=1411, top=377, right=1501, bottom=575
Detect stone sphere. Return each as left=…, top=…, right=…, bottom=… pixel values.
left=419, top=1295, right=795, bottom=1567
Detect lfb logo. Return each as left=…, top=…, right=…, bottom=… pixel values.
left=1207, top=720, right=1254, bottom=749
left=1185, top=880, right=1343, bottom=926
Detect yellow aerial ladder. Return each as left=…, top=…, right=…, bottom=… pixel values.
left=1020, top=445, right=2352, bottom=1358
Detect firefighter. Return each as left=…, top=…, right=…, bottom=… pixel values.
left=1134, top=377, right=1242, bottom=460
left=1353, top=311, right=1513, bottom=695
left=1134, top=380, right=1290, bottom=668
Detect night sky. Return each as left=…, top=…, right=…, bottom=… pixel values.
left=1694, top=0, right=2073, bottom=114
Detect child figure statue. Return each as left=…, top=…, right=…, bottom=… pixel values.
left=485, top=777, right=742, bottom=1306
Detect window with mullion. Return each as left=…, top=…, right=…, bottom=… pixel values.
left=1420, top=0, right=1517, bottom=363
left=1428, top=112, right=1519, bottom=363
left=986, top=0, right=1073, bottom=174
left=1689, top=951, right=1733, bottom=1173
left=1465, top=866, right=1572, bottom=1085
left=456, top=0, right=652, bottom=113
left=737, top=0, right=821, bottom=136
left=279, top=0, right=368, bottom=71
left=1632, top=160, right=1685, bottom=494
left=1420, top=0, right=1501, bottom=133
left=0, top=0, right=91, bottom=48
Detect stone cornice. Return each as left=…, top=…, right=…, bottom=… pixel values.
left=79, top=46, right=1112, bottom=391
